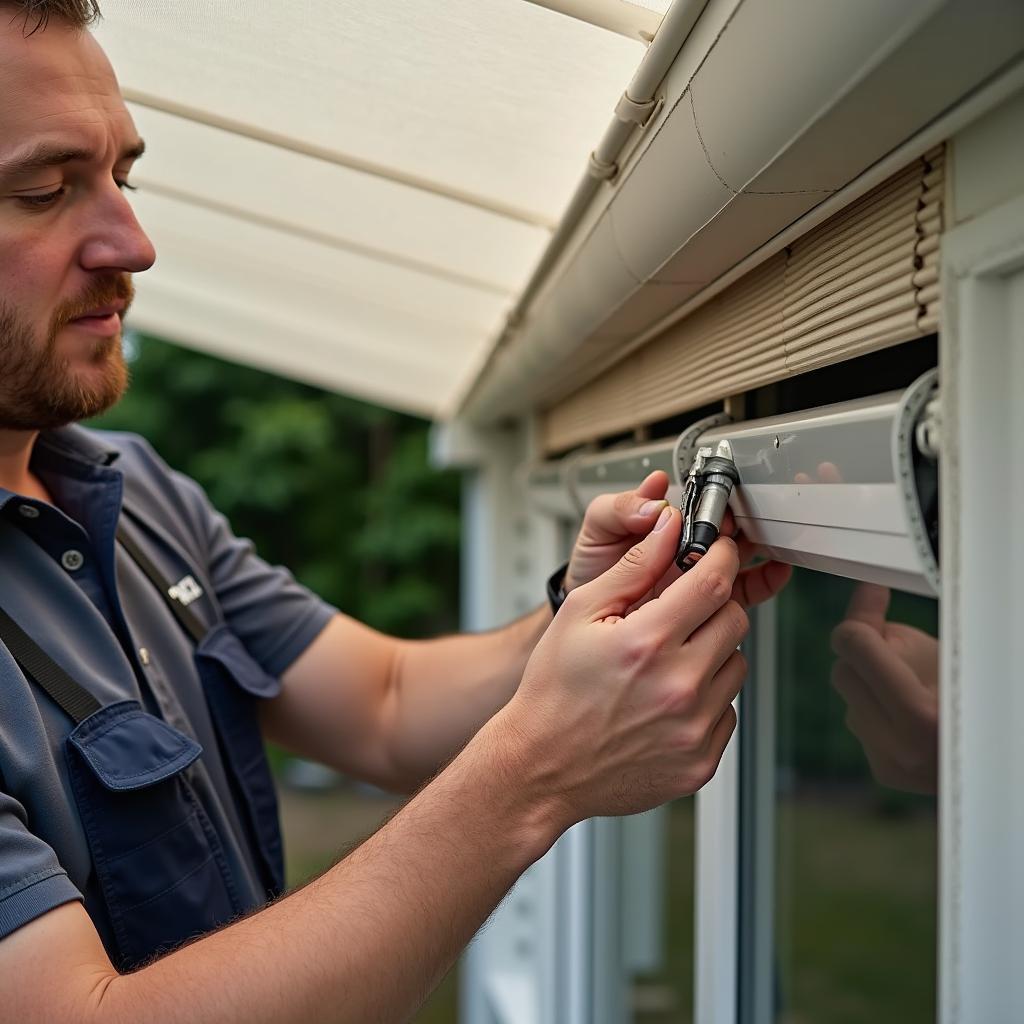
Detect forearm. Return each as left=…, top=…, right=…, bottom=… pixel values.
left=386, top=605, right=551, bottom=782
left=94, top=713, right=560, bottom=1024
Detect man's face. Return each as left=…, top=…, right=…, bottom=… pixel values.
left=0, top=13, right=155, bottom=431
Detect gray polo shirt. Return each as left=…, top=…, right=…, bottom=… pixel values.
left=0, top=425, right=336, bottom=942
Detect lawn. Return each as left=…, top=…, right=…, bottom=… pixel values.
left=279, top=784, right=459, bottom=1023
left=278, top=786, right=935, bottom=1023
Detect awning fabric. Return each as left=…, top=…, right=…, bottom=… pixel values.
left=94, top=1, right=653, bottom=416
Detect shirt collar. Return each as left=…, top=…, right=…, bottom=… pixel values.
left=35, top=425, right=121, bottom=468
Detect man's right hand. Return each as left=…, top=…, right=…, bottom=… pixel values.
left=495, top=505, right=748, bottom=826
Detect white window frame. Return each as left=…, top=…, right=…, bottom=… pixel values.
left=939, top=188, right=1024, bottom=1023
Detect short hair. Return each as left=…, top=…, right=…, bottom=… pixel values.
left=4, top=0, right=101, bottom=34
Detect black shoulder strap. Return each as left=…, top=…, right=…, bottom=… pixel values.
left=115, top=522, right=208, bottom=646
left=0, top=607, right=100, bottom=724
left=0, top=505, right=212, bottom=725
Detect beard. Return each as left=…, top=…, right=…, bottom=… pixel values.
left=0, top=274, right=134, bottom=431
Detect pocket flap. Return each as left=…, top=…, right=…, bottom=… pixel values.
left=68, top=700, right=203, bottom=791
left=196, top=624, right=281, bottom=699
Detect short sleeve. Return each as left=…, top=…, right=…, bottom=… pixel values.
left=195, top=496, right=337, bottom=676
left=0, top=790, right=82, bottom=941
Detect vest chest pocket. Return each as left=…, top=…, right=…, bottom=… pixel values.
left=66, top=700, right=243, bottom=970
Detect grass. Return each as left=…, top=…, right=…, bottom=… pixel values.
left=278, top=786, right=936, bottom=1023
left=278, top=784, right=459, bottom=1023
left=774, top=793, right=936, bottom=1024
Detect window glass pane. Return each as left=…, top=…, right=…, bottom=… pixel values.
left=773, top=568, right=939, bottom=1023
left=628, top=798, right=695, bottom=1023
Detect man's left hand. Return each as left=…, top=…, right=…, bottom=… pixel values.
left=563, top=470, right=792, bottom=609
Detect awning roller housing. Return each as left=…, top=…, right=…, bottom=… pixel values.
left=528, top=372, right=940, bottom=596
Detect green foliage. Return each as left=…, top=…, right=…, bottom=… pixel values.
left=90, top=335, right=462, bottom=638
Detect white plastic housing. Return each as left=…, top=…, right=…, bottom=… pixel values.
left=526, top=381, right=939, bottom=596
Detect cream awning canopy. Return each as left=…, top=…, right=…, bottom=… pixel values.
left=95, top=1, right=663, bottom=416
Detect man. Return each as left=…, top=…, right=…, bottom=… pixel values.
left=0, top=2, right=791, bottom=1021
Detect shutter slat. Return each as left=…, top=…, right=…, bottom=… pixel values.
left=787, top=177, right=921, bottom=267
left=785, top=269, right=915, bottom=341
left=785, top=291, right=918, bottom=357
left=785, top=307, right=921, bottom=373
left=786, top=220, right=917, bottom=301
left=787, top=244, right=917, bottom=319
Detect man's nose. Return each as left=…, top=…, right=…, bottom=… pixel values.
left=79, top=188, right=157, bottom=274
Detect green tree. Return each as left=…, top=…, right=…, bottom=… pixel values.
left=89, top=334, right=462, bottom=639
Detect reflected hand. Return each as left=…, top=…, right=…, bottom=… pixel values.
left=564, top=470, right=791, bottom=609
left=830, top=583, right=939, bottom=794
left=794, top=460, right=842, bottom=486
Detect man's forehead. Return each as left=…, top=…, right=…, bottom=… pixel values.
left=0, top=18, right=136, bottom=157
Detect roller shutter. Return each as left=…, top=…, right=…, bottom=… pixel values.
left=542, top=147, right=944, bottom=453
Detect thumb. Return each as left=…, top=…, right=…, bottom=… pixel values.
left=844, top=582, right=891, bottom=633
left=574, top=505, right=680, bottom=619
left=636, top=469, right=670, bottom=501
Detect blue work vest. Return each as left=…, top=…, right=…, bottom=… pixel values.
left=0, top=431, right=301, bottom=970
left=0, top=506, right=286, bottom=969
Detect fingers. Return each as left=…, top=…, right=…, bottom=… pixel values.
left=634, top=536, right=741, bottom=642
left=721, top=506, right=761, bottom=565
left=831, top=660, right=894, bottom=731
left=795, top=462, right=842, bottom=485
left=843, top=582, right=892, bottom=632
left=683, top=600, right=749, bottom=680
left=816, top=461, right=842, bottom=484
left=705, top=649, right=748, bottom=713
left=732, top=560, right=792, bottom=608
left=578, top=471, right=670, bottom=546
left=636, top=469, right=670, bottom=501
left=703, top=704, right=738, bottom=779
left=722, top=506, right=737, bottom=538
left=831, top=620, right=930, bottom=728
left=571, top=505, right=681, bottom=620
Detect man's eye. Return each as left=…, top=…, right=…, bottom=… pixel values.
left=116, top=180, right=138, bottom=192
left=16, top=187, right=66, bottom=209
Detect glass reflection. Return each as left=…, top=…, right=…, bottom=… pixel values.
left=830, top=583, right=939, bottom=796
left=630, top=799, right=695, bottom=1024
left=774, top=568, right=939, bottom=1024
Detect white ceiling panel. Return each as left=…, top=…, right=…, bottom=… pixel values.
left=91, top=0, right=646, bottom=414
left=96, top=1, right=642, bottom=225
left=131, top=191, right=511, bottom=338
left=126, top=105, right=549, bottom=297
left=125, top=190, right=504, bottom=414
